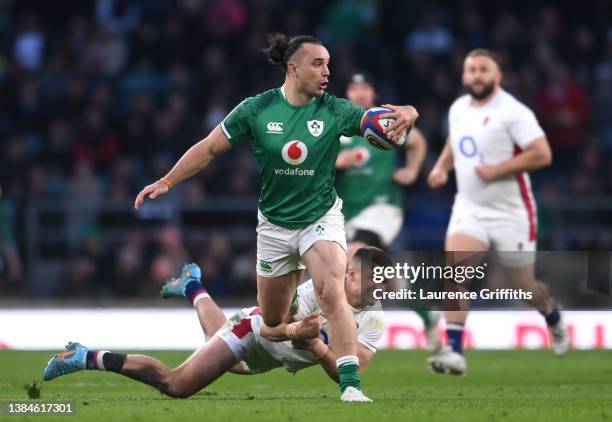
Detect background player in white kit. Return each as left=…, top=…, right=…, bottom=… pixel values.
left=427, top=49, right=569, bottom=374
left=43, top=247, right=390, bottom=399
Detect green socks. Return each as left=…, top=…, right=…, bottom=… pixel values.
left=337, top=356, right=361, bottom=392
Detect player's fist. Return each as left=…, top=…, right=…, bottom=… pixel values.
left=336, top=150, right=357, bottom=169
left=393, top=167, right=418, bottom=185
left=134, top=180, right=170, bottom=209
left=427, top=167, right=448, bottom=188
left=295, top=311, right=322, bottom=340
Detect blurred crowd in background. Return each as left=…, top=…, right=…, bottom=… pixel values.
left=0, top=0, right=610, bottom=300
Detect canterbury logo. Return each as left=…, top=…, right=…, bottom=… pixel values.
left=266, top=122, right=284, bottom=133
left=259, top=260, right=272, bottom=272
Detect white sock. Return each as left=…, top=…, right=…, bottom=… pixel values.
left=336, top=355, right=359, bottom=368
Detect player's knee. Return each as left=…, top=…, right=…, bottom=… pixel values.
left=161, top=373, right=196, bottom=399
left=165, top=387, right=193, bottom=399
left=315, top=278, right=347, bottom=314
left=313, top=267, right=345, bottom=296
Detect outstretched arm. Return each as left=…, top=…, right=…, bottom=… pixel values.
left=134, top=126, right=232, bottom=209
left=258, top=312, right=321, bottom=342
left=428, top=136, right=454, bottom=188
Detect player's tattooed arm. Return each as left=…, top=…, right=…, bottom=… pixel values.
left=474, top=137, right=552, bottom=182
left=259, top=312, right=321, bottom=342
left=394, top=127, right=427, bottom=185
left=134, top=126, right=231, bottom=209
left=428, top=136, right=454, bottom=188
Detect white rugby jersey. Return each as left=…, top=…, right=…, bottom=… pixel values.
left=252, top=279, right=384, bottom=374
left=448, top=89, right=545, bottom=239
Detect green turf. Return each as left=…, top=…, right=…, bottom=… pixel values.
left=1, top=350, right=611, bottom=421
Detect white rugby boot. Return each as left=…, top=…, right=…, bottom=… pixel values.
left=340, top=386, right=373, bottom=402
left=427, top=345, right=467, bottom=375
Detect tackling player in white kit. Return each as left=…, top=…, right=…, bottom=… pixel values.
left=427, top=49, right=569, bottom=375
left=43, top=247, right=390, bottom=401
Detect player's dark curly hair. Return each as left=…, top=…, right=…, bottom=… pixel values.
left=353, top=246, right=393, bottom=272
left=261, top=33, right=322, bottom=71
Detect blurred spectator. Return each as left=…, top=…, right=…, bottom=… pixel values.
left=95, top=0, right=141, bottom=35
left=204, top=0, right=247, bottom=39
left=105, top=228, right=147, bottom=297
left=594, top=63, right=612, bottom=151
left=55, top=228, right=105, bottom=297
left=571, top=136, right=606, bottom=196
left=0, top=190, right=24, bottom=289
left=149, top=225, right=190, bottom=289
left=0, top=135, right=30, bottom=199
left=83, top=28, right=129, bottom=75
left=13, top=14, right=45, bottom=72
left=72, top=108, right=120, bottom=171
left=535, top=62, right=591, bottom=164
left=320, top=0, right=375, bottom=46
left=70, top=160, right=103, bottom=203
left=405, top=6, right=452, bottom=57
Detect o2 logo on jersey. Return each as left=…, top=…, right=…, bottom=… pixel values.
left=459, top=136, right=478, bottom=157
left=458, top=136, right=485, bottom=163
left=281, top=140, right=308, bottom=165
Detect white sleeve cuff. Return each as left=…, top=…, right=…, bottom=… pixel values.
left=220, top=121, right=232, bottom=140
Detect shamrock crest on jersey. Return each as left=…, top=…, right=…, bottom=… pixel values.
left=307, top=120, right=324, bottom=137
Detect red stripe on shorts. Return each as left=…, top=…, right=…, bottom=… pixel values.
left=514, top=145, right=537, bottom=241
left=231, top=318, right=253, bottom=339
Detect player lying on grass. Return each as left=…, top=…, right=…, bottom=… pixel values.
left=43, top=247, right=392, bottom=402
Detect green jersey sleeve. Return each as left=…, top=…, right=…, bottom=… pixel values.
left=338, top=98, right=365, bottom=137
left=220, top=96, right=258, bottom=145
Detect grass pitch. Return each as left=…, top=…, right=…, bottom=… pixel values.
left=1, top=350, right=611, bottom=421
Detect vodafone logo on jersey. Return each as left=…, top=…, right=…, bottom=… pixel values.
left=281, top=141, right=308, bottom=165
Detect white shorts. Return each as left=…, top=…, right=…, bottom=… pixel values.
left=215, top=307, right=283, bottom=374
left=256, top=197, right=347, bottom=277
left=446, top=197, right=536, bottom=267
left=345, top=203, right=403, bottom=246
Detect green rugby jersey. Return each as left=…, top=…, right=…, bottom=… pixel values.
left=335, top=135, right=404, bottom=221
left=221, top=87, right=364, bottom=228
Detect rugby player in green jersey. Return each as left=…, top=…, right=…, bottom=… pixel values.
left=335, top=74, right=441, bottom=352
left=134, top=33, right=419, bottom=402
